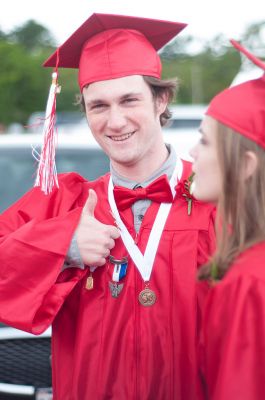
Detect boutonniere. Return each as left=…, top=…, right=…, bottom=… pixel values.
left=209, top=261, right=221, bottom=286
left=175, top=172, right=195, bottom=216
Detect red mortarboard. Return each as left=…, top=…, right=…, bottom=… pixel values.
left=44, top=13, right=187, bottom=90
left=206, top=40, right=265, bottom=148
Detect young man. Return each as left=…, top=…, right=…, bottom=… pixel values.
left=0, top=14, right=215, bottom=400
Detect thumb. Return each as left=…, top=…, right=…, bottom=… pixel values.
left=83, top=189, right=98, bottom=217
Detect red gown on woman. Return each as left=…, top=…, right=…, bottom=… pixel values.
left=200, top=242, right=265, bottom=400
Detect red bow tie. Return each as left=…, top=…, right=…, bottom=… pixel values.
left=113, top=174, right=173, bottom=211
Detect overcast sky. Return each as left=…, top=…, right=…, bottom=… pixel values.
left=1, top=0, right=264, bottom=45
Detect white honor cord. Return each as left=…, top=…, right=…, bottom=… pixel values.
left=108, top=158, right=183, bottom=282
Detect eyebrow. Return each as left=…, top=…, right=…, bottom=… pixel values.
left=86, top=92, right=143, bottom=107
left=120, top=92, right=142, bottom=99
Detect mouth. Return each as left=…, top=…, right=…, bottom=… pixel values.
left=107, top=131, right=135, bottom=142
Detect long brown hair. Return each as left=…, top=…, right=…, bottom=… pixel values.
left=198, top=122, right=265, bottom=280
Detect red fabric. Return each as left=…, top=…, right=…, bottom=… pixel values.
left=230, top=39, right=265, bottom=71
left=0, top=162, right=215, bottom=400
left=113, top=174, right=173, bottom=210
left=206, top=77, right=265, bottom=149
left=43, top=13, right=186, bottom=66
left=78, top=28, right=162, bottom=89
left=199, top=242, right=265, bottom=400
left=43, top=13, right=187, bottom=90
left=206, top=41, right=265, bottom=149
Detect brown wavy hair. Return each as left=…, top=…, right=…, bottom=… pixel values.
left=198, top=122, right=265, bottom=280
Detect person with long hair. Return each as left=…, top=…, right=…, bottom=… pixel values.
left=190, top=40, right=265, bottom=399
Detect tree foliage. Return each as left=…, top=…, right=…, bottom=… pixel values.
left=7, top=20, right=55, bottom=52
left=161, top=30, right=263, bottom=104
left=0, top=19, right=264, bottom=128
left=0, top=40, right=51, bottom=125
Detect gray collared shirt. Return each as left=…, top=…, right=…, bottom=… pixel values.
left=66, top=143, right=177, bottom=268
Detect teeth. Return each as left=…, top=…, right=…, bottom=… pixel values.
left=110, top=132, right=134, bottom=141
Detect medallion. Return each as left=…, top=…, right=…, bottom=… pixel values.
left=109, top=282, right=124, bottom=298
left=108, top=255, right=128, bottom=298
left=138, top=288, right=156, bottom=307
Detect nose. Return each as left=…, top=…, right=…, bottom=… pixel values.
left=107, top=106, right=127, bottom=132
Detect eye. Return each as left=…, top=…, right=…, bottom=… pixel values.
left=87, top=103, right=107, bottom=113
left=122, top=97, right=138, bottom=105
left=91, top=103, right=106, bottom=110
left=199, top=134, right=209, bottom=146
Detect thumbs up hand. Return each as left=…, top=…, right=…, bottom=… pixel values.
left=76, top=189, right=120, bottom=266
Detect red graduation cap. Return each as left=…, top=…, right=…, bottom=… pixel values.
left=44, top=13, right=187, bottom=90
left=206, top=39, right=265, bottom=149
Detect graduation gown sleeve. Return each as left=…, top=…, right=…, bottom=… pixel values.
left=201, top=251, right=265, bottom=400
left=0, top=173, right=88, bottom=334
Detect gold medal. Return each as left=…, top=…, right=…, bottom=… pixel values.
left=85, top=274, right=94, bottom=290
left=138, top=288, right=156, bottom=307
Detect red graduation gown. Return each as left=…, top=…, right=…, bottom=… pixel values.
left=0, top=161, right=215, bottom=400
left=200, top=242, right=265, bottom=400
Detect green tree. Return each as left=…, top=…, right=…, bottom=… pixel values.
left=7, top=20, right=55, bottom=53
left=0, top=20, right=81, bottom=127
left=0, top=19, right=263, bottom=128
left=0, top=40, right=51, bottom=125
left=241, top=20, right=265, bottom=51
left=0, top=27, right=6, bottom=40
left=7, top=19, right=80, bottom=118
left=161, top=34, right=241, bottom=104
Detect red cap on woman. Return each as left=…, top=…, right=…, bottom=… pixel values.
left=206, top=40, right=265, bottom=149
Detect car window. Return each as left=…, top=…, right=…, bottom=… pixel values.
left=0, top=146, right=110, bottom=213
left=164, top=118, right=202, bottom=130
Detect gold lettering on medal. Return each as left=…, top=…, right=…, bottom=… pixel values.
left=86, top=274, right=94, bottom=290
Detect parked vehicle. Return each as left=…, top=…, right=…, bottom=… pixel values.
left=163, top=104, right=205, bottom=159
left=0, top=326, right=52, bottom=400
left=0, top=104, right=204, bottom=399
left=0, top=133, right=110, bottom=214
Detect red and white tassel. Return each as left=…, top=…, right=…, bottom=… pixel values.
left=34, top=71, right=61, bottom=194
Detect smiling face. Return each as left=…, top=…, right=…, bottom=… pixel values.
left=190, top=115, right=222, bottom=204
left=83, top=75, right=168, bottom=180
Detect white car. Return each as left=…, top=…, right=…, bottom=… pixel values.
left=0, top=132, right=110, bottom=214
left=163, top=104, right=205, bottom=159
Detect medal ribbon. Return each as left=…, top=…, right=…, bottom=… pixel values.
left=111, top=259, right=128, bottom=282
left=108, top=158, right=183, bottom=282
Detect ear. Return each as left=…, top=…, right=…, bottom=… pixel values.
left=242, top=151, right=258, bottom=181
left=155, top=92, right=169, bottom=115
